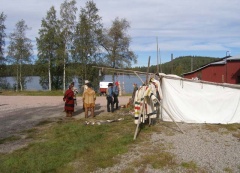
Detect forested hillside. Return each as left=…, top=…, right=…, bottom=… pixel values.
left=130, top=56, right=220, bottom=76
left=1, top=56, right=220, bottom=77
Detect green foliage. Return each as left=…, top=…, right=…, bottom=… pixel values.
left=36, top=6, right=64, bottom=90
left=132, top=56, right=220, bottom=76
left=102, top=17, right=137, bottom=69
left=72, top=0, right=104, bottom=86
left=6, top=19, right=33, bottom=91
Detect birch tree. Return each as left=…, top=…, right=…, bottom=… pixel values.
left=36, top=6, right=61, bottom=90
left=73, top=0, right=103, bottom=85
left=0, top=12, right=8, bottom=89
left=0, top=12, right=6, bottom=64
left=7, top=20, right=33, bottom=91
left=102, top=17, right=137, bottom=81
left=60, top=0, right=77, bottom=91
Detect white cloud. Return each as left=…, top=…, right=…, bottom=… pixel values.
left=1, top=0, right=240, bottom=66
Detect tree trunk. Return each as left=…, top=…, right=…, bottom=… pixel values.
left=63, top=48, right=66, bottom=93
left=16, top=64, right=19, bottom=92
left=48, top=56, right=51, bottom=91
left=20, top=59, right=22, bottom=91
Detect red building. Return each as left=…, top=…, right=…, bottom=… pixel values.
left=183, top=55, right=240, bottom=84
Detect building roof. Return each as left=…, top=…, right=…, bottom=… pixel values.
left=183, top=55, right=240, bottom=76
left=227, top=55, right=240, bottom=61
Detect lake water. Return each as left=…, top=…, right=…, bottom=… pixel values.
left=2, top=75, right=147, bottom=93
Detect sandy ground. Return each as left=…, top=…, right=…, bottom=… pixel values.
left=0, top=95, right=130, bottom=139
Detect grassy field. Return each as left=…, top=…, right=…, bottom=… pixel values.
left=0, top=111, right=136, bottom=173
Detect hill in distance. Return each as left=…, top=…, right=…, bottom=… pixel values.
left=131, top=56, right=220, bottom=77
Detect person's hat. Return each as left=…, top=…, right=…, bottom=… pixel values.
left=85, top=80, right=89, bottom=84
left=115, top=81, right=119, bottom=86
left=108, top=83, right=113, bottom=86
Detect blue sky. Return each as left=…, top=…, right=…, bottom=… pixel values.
left=1, top=0, right=240, bottom=67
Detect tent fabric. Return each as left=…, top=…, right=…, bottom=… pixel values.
left=161, top=77, right=240, bottom=124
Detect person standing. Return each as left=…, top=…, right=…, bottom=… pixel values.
left=113, top=82, right=119, bottom=110
left=82, top=80, right=89, bottom=111
left=63, top=84, right=75, bottom=117
left=71, top=82, right=78, bottom=106
left=132, top=83, right=138, bottom=103
left=106, top=83, right=114, bottom=112
left=83, top=83, right=96, bottom=118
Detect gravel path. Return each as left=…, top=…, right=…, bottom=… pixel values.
left=151, top=124, right=240, bottom=173
left=95, top=123, right=240, bottom=173
left=0, top=95, right=129, bottom=139
left=0, top=96, right=240, bottom=172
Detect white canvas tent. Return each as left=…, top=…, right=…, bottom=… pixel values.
left=159, top=74, right=240, bottom=124
left=93, top=66, right=240, bottom=124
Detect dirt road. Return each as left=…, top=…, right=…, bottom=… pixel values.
left=0, top=95, right=130, bottom=139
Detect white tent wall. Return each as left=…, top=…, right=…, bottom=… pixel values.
left=161, top=77, right=240, bottom=124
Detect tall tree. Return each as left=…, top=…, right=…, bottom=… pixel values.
left=102, top=17, right=137, bottom=81
left=7, top=19, right=33, bottom=91
left=0, top=12, right=8, bottom=89
left=0, top=12, right=6, bottom=64
left=73, top=0, right=104, bottom=86
left=60, top=0, right=77, bottom=91
left=36, top=6, right=62, bottom=90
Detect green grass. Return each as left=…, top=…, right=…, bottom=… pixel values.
left=132, top=151, right=176, bottom=169
left=203, top=123, right=240, bottom=140
left=204, top=123, right=240, bottom=132
left=0, top=116, right=135, bottom=173
left=181, top=161, right=197, bottom=169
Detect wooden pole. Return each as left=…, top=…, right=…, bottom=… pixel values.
left=157, top=100, right=184, bottom=134
left=146, top=56, right=151, bottom=84
left=159, top=48, right=162, bottom=73
left=133, top=99, right=145, bottom=140
left=134, top=71, right=144, bottom=84
left=156, top=37, right=159, bottom=73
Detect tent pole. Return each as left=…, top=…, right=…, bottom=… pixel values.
left=133, top=99, right=145, bottom=140
left=158, top=100, right=184, bottom=134
left=134, top=71, right=144, bottom=84
left=133, top=120, right=140, bottom=140
left=146, top=56, right=151, bottom=84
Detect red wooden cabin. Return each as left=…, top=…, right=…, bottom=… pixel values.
left=183, top=55, right=240, bottom=84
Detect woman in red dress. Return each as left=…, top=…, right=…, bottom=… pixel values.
left=63, top=84, right=75, bottom=117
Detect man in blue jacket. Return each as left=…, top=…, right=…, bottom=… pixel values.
left=113, top=82, right=119, bottom=110
left=106, top=83, right=114, bottom=112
